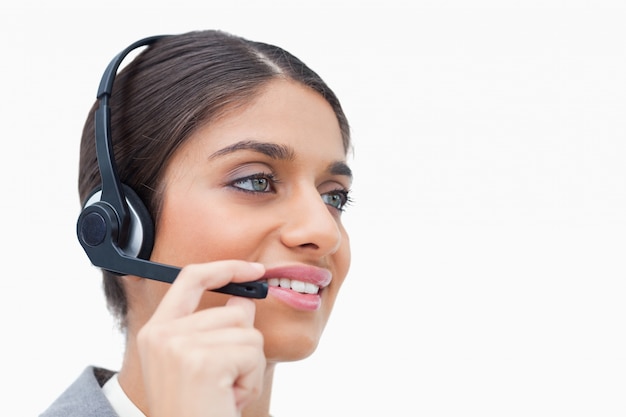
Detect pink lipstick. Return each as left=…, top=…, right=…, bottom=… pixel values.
left=262, top=265, right=332, bottom=311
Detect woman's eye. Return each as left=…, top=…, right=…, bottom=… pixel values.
left=232, top=174, right=275, bottom=192
left=322, top=189, right=351, bottom=211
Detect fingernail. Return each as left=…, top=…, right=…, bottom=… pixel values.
left=249, top=262, right=265, bottom=273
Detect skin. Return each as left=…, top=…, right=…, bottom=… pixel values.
left=116, top=79, right=352, bottom=417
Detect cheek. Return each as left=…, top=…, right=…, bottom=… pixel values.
left=322, top=228, right=351, bottom=310
left=335, top=227, right=351, bottom=286
left=322, top=228, right=351, bottom=315
left=150, top=191, right=266, bottom=265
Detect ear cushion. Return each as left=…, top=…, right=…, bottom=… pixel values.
left=81, top=184, right=155, bottom=260
left=121, top=184, right=155, bottom=260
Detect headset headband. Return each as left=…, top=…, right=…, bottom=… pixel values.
left=76, top=35, right=267, bottom=299
left=95, top=36, right=166, bottom=249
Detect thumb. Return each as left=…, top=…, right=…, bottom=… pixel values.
left=226, top=297, right=256, bottom=327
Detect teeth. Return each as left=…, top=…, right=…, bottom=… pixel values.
left=268, top=278, right=280, bottom=287
left=267, top=278, right=319, bottom=294
left=291, top=280, right=305, bottom=293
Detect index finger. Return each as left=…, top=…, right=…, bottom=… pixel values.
left=149, top=260, right=265, bottom=323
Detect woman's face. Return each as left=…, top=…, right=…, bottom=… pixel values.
left=140, top=79, right=351, bottom=362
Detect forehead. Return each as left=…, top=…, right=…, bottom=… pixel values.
left=185, top=79, right=347, bottom=160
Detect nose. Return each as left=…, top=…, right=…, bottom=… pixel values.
left=279, top=187, right=343, bottom=255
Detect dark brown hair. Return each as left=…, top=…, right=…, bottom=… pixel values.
left=78, top=30, right=351, bottom=328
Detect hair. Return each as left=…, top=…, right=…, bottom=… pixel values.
left=78, top=30, right=351, bottom=329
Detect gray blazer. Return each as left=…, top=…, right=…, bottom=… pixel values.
left=39, top=366, right=118, bottom=417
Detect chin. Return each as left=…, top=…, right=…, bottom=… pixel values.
left=264, top=330, right=322, bottom=363
left=254, top=298, right=332, bottom=362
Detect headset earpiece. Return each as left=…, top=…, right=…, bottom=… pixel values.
left=79, top=185, right=154, bottom=261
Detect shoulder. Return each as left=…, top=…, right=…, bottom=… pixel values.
left=39, top=366, right=118, bottom=417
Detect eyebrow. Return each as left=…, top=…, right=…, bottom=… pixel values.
left=209, top=140, right=296, bottom=161
left=328, top=161, right=353, bottom=179
left=209, top=139, right=352, bottom=179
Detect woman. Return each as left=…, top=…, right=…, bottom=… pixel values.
left=40, top=30, right=352, bottom=417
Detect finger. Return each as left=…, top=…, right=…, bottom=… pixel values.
left=140, top=334, right=263, bottom=417
left=154, top=327, right=264, bottom=357
left=150, top=261, right=264, bottom=322
left=232, top=345, right=266, bottom=410
left=146, top=301, right=256, bottom=337
left=225, top=297, right=256, bottom=327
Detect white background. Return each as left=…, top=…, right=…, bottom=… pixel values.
left=1, top=1, right=625, bottom=416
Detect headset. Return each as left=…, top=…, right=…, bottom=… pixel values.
left=76, top=35, right=267, bottom=299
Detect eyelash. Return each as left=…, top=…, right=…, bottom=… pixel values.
left=230, top=172, right=279, bottom=193
left=324, top=188, right=353, bottom=212
left=229, top=173, right=353, bottom=211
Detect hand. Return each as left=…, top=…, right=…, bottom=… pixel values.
left=136, top=261, right=266, bottom=417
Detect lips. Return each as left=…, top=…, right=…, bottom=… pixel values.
left=261, top=265, right=332, bottom=311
